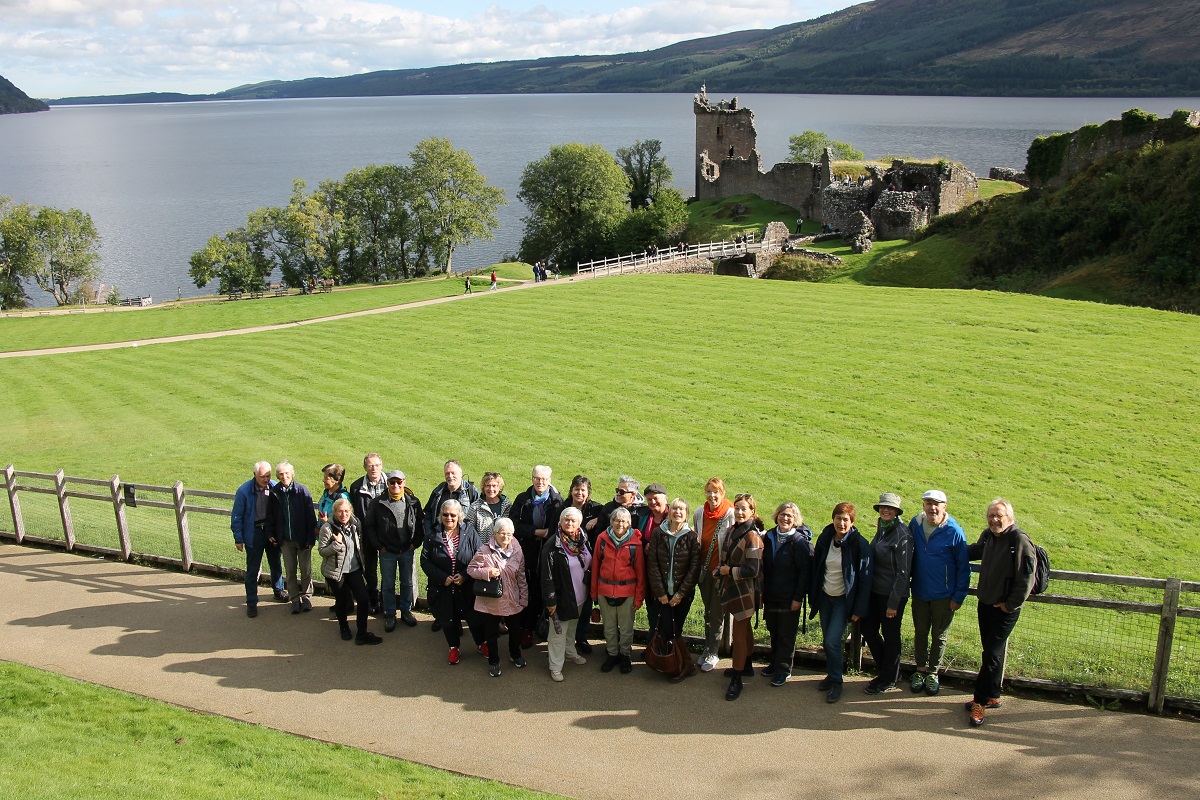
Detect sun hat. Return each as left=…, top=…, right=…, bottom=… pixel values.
left=873, top=493, right=903, bottom=513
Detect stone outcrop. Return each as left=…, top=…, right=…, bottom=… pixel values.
left=844, top=211, right=875, bottom=254
left=989, top=166, right=1029, bottom=186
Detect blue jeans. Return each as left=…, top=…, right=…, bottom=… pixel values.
left=379, top=549, right=415, bottom=615
left=244, top=540, right=283, bottom=605
left=818, top=592, right=850, bottom=683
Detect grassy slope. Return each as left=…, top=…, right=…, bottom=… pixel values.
left=0, top=662, right=553, bottom=800
left=686, top=194, right=812, bottom=242
left=977, top=179, right=1026, bottom=200
left=2, top=275, right=1198, bottom=581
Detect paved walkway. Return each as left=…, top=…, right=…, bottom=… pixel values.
left=2, top=544, right=1197, bottom=799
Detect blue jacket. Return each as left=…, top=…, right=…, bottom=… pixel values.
left=231, top=477, right=276, bottom=547
left=809, top=525, right=873, bottom=620
left=909, top=513, right=969, bottom=604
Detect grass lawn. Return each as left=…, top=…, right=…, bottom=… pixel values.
left=685, top=194, right=807, bottom=241
left=0, top=662, right=554, bottom=800
left=2, top=274, right=1198, bottom=583
left=0, top=277, right=486, bottom=353
left=469, top=262, right=535, bottom=281
left=977, top=179, right=1027, bottom=201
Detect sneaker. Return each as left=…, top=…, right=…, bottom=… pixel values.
left=771, top=673, right=788, bottom=688
left=965, top=698, right=1002, bottom=710
left=817, top=677, right=835, bottom=692
left=760, top=665, right=777, bottom=677
left=698, top=652, right=719, bottom=673
left=826, top=683, right=843, bottom=703
left=909, top=672, right=926, bottom=693
left=273, top=590, right=290, bottom=603
left=340, top=624, right=353, bottom=641
left=619, top=654, right=633, bottom=674
left=478, top=642, right=490, bottom=659
left=489, top=663, right=502, bottom=678
left=511, top=656, right=528, bottom=669
left=550, top=670, right=564, bottom=682
left=400, top=611, right=418, bottom=628
left=300, top=596, right=312, bottom=612
left=246, top=605, right=258, bottom=618
left=356, top=632, right=383, bottom=646
left=567, top=653, right=587, bottom=666
left=291, top=603, right=302, bottom=615
left=447, top=647, right=460, bottom=665
left=925, top=673, right=941, bottom=696
left=864, top=682, right=897, bottom=695
left=968, top=702, right=986, bottom=726
left=575, top=640, right=593, bottom=655
left=601, top=655, right=621, bottom=673
left=384, top=616, right=396, bottom=633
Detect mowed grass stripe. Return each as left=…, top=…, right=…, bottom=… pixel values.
left=2, top=275, right=1198, bottom=579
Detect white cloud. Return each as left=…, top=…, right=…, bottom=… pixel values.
left=1, top=1, right=854, bottom=98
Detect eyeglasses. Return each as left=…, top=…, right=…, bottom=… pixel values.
left=441, top=513, right=458, bottom=519
left=734, top=493, right=754, bottom=501
left=615, top=488, right=635, bottom=496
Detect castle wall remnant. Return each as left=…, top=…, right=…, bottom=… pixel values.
left=694, top=90, right=978, bottom=240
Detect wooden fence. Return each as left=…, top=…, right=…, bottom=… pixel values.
left=3, top=464, right=1198, bottom=714
left=576, top=233, right=760, bottom=276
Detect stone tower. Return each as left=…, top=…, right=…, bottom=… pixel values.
left=694, top=89, right=759, bottom=197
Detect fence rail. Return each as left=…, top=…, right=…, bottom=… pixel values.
left=3, top=463, right=1198, bottom=713
left=576, top=233, right=762, bottom=276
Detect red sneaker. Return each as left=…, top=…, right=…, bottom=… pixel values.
left=478, top=642, right=490, bottom=659
left=447, top=647, right=460, bottom=665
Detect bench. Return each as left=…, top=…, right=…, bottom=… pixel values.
left=119, top=296, right=152, bottom=307
left=226, top=290, right=242, bottom=301
left=272, top=283, right=288, bottom=297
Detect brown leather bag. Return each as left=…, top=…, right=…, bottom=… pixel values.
left=644, top=607, right=696, bottom=681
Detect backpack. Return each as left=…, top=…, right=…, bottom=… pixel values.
left=1015, top=531, right=1051, bottom=596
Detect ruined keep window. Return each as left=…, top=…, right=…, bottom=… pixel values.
left=716, top=125, right=723, bottom=138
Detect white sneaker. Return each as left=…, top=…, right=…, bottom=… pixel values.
left=698, top=652, right=718, bottom=672
left=550, top=670, right=564, bottom=682
left=568, top=654, right=587, bottom=665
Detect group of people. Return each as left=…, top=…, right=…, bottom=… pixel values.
left=232, top=458, right=1039, bottom=726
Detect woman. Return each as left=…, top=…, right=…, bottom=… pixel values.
left=464, top=471, right=512, bottom=544
left=760, top=502, right=813, bottom=687
left=318, top=498, right=382, bottom=645
left=809, top=502, right=873, bottom=703
left=421, top=499, right=485, bottom=665
left=714, top=493, right=764, bottom=701
left=317, top=463, right=351, bottom=526
left=466, top=517, right=529, bottom=677
left=645, top=498, right=702, bottom=681
left=861, top=493, right=912, bottom=694
left=550, top=474, right=607, bottom=654
left=540, top=506, right=592, bottom=682
left=589, top=507, right=646, bottom=674
left=693, top=477, right=735, bottom=673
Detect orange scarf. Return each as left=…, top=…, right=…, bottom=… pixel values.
left=701, top=498, right=732, bottom=570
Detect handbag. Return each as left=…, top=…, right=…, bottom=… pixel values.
left=534, top=609, right=551, bottom=644
left=473, top=576, right=503, bottom=598
left=643, top=606, right=696, bottom=681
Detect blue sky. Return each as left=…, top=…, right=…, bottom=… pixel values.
left=1, top=1, right=859, bottom=98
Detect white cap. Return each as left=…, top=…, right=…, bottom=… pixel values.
left=922, top=489, right=947, bottom=504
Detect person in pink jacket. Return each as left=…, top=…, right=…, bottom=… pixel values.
left=467, top=517, right=529, bottom=677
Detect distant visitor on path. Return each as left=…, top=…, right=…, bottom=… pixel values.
left=908, top=490, right=969, bottom=697
left=464, top=276, right=473, bottom=294
left=230, top=460, right=287, bottom=617
left=489, top=270, right=498, bottom=291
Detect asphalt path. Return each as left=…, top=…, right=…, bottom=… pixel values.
left=2, top=544, right=1197, bottom=799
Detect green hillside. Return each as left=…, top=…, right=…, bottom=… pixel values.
left=0, top=74, right=48, bottom=114
left=49, top=0, right=1200, bottom=104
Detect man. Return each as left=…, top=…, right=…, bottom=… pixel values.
left=966, top=498, right=1037, bottom=726
left=366, top=469, right=424, bottom=632
left=230, top=460, right=287, bottom=617
left=265, top=460, right=318, bottom=614
left=597, top=475, right=650, bottom=536
left=511, top=465, right=563, bottom=643
left=349, top=453, right=387, bottom=613
left=423, top=460, right=480, bottom=538
left=907, top=489, right=969, bottom=696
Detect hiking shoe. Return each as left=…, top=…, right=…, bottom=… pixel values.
left=909, top=672, right=926, bottom=693
left=760, top=665, right=777, bottom=677
left=965, top=698, right=1002, bottom=710
left=698, top=651, right=718, bottom=672
left=291, top=603, right=302, bottom=615
left=826, top=683, right=843, bottom=703
left=550, top=670, right=564, bottom=682
left=817, top=677, right=835, bottom=691
left=575, top=640, right=593, bottom=655
left=273, top=590, right=290, bottom=603
left=771, top=673, right=788, bottom=688
left=969, top=702, right=986, bottom=726
left=567, top=653, right=587, bottom=666
left=489, top=663, right=502, bottom=678
left=601, top=655, right=620, bottom=673
left=300, top=596, right=312, bottom=612
left=401, top=611, right=418, bottom=627
left=339, top=624, right=353, bottom=641
left=619, top=654, right=633, bottom=674
left=925, top=673, right=941, bottom=696
left=511, top=656, right=528, bottom=669
left=356, top=632, right=382, bottom=646
left=864, top=681, right=897, bottom=695
left=384, top=616, right=396, bottom=633
left=246, top=605, right=258, bottom=618
left=447, top=647, right=460, bottom=665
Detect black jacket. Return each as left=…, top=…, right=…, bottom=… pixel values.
left=809, top=525, right=873, bottom=620
left=549, top=499, right=607, bottom=548
left=761, top=525, right=814, bottom=609
left=540, top=533, right=592, bottom=621
left=365, top=489, right=424, bottom=553
left=420, top=522, right=483, bottom=622
left=265, top=482, right=318, bottom=548
left=512, top=486, right=564, bottom=569
left=349, top=474, right=387, bottom=537
left=423, top=480, right=480, bottom=538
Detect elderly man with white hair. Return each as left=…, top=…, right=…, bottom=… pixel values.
left=511, top=465, right=563, bottom=644
left=231, top=460, right=288, bottom=617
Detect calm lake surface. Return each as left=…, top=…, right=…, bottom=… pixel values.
left=1, top=93, right=1195, bottom=306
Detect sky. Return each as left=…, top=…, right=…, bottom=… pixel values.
left=1, top=1, right=859, bottom=99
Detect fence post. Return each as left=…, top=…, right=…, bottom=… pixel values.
left=172, top=480, right=193, bottom=571
left=110, top=475, right=131, bottom=560
left=4, top=464, right=24, bottom=543
left=1148, top=577, right=1181, bottom=714
left=54, top=468, right=75, bottom=551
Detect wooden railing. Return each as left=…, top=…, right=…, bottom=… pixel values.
left=576, top=234, right=759, bottom=276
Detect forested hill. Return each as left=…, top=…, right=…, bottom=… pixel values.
left=50, top=0, right=1200, bottom=105
left=0, top=75, right=48, bottom=114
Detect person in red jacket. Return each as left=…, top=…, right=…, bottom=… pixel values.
left=590, top=506, right=647, bottom=673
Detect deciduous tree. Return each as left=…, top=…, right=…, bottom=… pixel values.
left=788, top=130, right=864, bottom=162
left=0, top=200, right=101, bottom=306
left=616, top=139, right=673, bottom=210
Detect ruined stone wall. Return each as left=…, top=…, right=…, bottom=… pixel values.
left=989, top=167, right=1029, bottom=185
left=696, top=151, right=821, bottom=215
left=632, top=256, right=714, bottom=276
left=820, top=184, right=878, bottom=232
left=932, top=163, right=979, bottom=215
left=870, top=191, right=933, bottom=240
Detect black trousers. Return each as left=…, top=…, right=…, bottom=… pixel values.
left=861, top=591, right=908, bottom=686
left=975, top=602, right=1021, bottom=703
left=439, top=587, right=485, bottom=650
left=362, top=543, right=379, bottom=605
left=480, top=612, right=523, bottom=664
left=763, top=604, right=802, bottom=675
left=333, top=568, right=370, bottom=636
